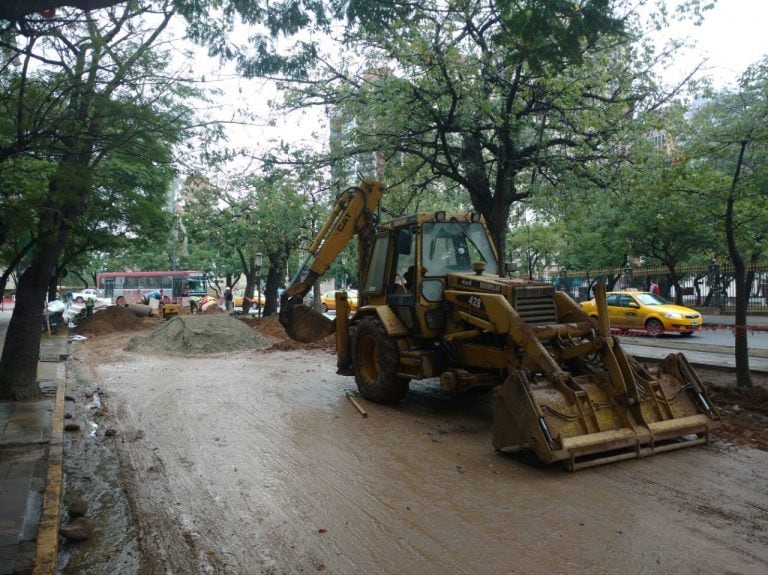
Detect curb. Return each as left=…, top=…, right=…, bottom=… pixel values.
left=31, top=377, right=63, bottom=575
left=30, top=355, right=66, bottom=575
left=609, top=325, right=768, bottom=337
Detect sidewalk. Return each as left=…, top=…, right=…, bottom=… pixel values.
left=701, top=312, right=768, bottom=330
left=0, top=327, right=67, bottom=575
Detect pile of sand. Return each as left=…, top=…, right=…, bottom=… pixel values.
left=77, top=306, right=143, bottom=336
left=125, top=315, right=269, bottom=355
left=237, top=315, right=336, bottom=351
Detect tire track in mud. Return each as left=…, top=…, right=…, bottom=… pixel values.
left=74, top=331, right=768, bottom=575
left=105, top=355, right=334, bottom=574
left=597, top=446, right=768, bottom=571
left=112, top=388, right=231, bottom=574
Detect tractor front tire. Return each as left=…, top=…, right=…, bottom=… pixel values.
left=352, top=315, right=409, bottom=403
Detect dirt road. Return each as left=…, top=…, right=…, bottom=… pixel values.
left=60, top=316, right=768, bottom=575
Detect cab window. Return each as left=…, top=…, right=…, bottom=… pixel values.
left=363, top=236, right=390, bottom=294
left=618, top=295, right=635, bottom=307
left=422, top=222, right=498, bottom=276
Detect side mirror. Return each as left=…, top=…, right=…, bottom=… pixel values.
left=628, top=302, right=640, bottom=308
left=505, top=261, right=518, bottom=275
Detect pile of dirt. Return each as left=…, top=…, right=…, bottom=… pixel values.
left=77, top=306, right=144, bottom=336
left=125, top=315, right=269, bottom=355
left=707, top=381, right=768, bottom=451
left=237, top=314, right=336, bottom=351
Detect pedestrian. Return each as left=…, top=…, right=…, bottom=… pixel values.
left=143, top=290, right=162, bottom=305
left=224, top=287, right=234, bottom=311
left=85, top=296, right=95, bottom=317
left=650, top=281, right=661, bottom=296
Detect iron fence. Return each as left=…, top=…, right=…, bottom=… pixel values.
left=537, top=263, right=768, bottom=312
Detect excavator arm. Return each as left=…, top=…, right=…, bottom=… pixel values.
left=279, top=180, right=385, bottom=342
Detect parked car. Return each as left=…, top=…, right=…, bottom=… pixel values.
left=580, top=290, right=702, bottom=336
left=319, top=289, right=358, bottom=312
left=71, top=288, right=99, bottom=303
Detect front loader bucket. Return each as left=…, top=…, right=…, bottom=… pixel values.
left=493, top=349, right=719, bottom=471
left=279, top=299, right=336, bottom=343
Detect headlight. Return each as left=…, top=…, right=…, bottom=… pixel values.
left=663, top=312, right=681, bottom=319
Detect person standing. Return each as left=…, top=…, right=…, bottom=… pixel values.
left=85, top=296, right=95, bottom=317
left=650, top=281, right=661, bottom=295
left=224, top=287, right=234, bottom=311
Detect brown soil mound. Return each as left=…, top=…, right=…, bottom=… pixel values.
left=708, top=381, right=768, bottom=450
left=238, top=315, right=335, bottom=351
left=125, top=314, right=269, bottom=355
left=77, top=306, right=144, bottom=336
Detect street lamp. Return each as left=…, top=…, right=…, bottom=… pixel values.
left=255, top=252, right=263, bottom=317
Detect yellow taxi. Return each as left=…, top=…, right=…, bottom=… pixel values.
left=580, top=290, right=702, bottom=336
left=320, top=289, right=358, bottom=312
left=233, top=289, right=265, bottom=307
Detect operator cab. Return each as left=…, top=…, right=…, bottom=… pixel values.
left=360, top=213, right=499, bottom=332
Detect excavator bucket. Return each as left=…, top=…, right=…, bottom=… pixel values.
left=493, top=351, right=719, bottom=470
left=492, top=284, right=719, bottom=470
left=278, top=299, right=336, bottom=343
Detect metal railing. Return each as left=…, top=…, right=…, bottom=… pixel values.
left=538, top=262, right=768, bottom=312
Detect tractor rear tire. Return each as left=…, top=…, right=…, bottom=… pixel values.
left=352, top=315, right=409, bottom=403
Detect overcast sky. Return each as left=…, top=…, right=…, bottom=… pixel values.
left=655, top=0, right=768, bottom=87
left=193, top=0, right=768, bottom=178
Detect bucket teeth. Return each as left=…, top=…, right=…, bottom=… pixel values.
left=493, top=346, right=719, bottom=469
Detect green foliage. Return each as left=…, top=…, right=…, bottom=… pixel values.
left=685, top=58, right=768, bottom=262
left=507, top=216, right=564, bottom=279
left=274, top=0, right=706, bottom=262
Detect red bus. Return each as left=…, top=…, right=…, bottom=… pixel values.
left=96, top=270, right=208, bottom=306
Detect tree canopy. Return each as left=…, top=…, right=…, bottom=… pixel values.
left=0, top=1, right=196, bottom=399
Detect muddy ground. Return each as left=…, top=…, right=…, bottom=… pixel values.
left=58, top=312, right=768, bottom=575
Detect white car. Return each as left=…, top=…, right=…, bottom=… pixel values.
left=70, top=288, right=111, bottom=306
left=71, top=288, right=100, bottom=303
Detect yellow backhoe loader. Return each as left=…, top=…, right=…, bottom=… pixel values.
left=279, top=181, right=719, bottom=470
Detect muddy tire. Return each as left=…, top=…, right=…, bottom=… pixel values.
left=352, top=315, right=409, bottom=403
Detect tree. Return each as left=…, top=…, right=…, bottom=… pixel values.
left=0, top=1, right=122, bottom=22
left=274, top=1, right=707, bottom=261
left=506, top=215, right=562, bottom=280
left=685, top=58, right=768, bottom=389
left=0, top=3, right=191, bottom=399
left=181, top=168, right=312, bottom=316
left=245, top=170, right=309, bottom=316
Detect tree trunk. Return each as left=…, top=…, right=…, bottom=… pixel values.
left=726, top=141, right=752, bottom=389
left=474, top=190, right=515, bottom=265
left=0, top=261, right=52, bottom=399
left=263, top=254, right=286, bottom=318
left=242, top=277, right=256, bottom=315
left=732, top=260, right=752, bottom=388
left=0, top=161, right=90, bottom=400
left=0, top=1, right=124, bottom=22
